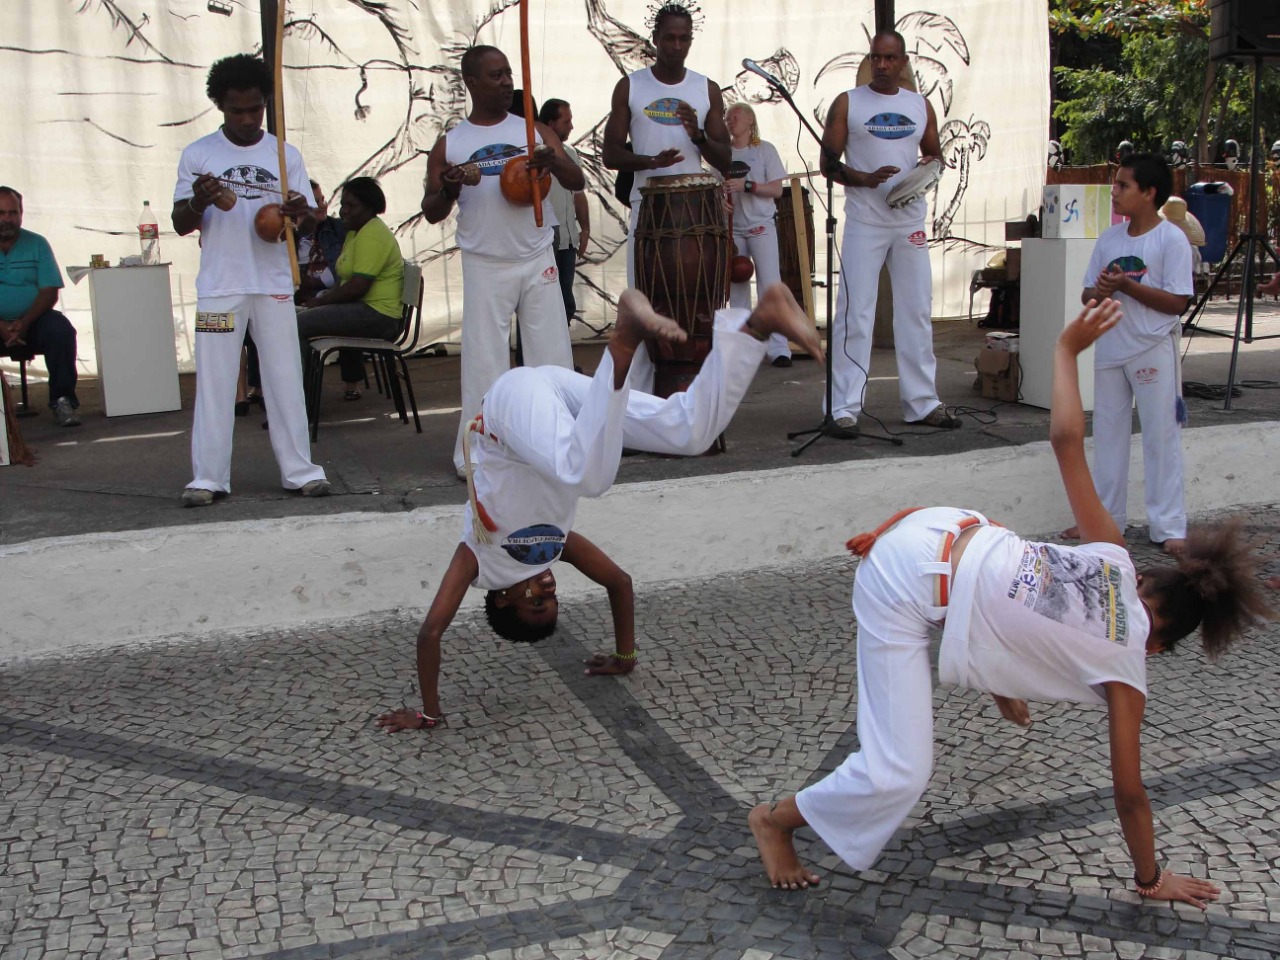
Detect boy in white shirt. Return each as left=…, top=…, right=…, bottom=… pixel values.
left=1077, top=153, right=1193, bottom=554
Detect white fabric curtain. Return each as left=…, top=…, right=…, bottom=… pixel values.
left=1, top=0, right=1047, bottom=374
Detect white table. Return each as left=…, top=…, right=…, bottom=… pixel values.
left=1019, top=238, right=1096, bottom=410
left=87, top=265, right=182, bottom=417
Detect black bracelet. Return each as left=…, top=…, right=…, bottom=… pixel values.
left=691, top=129, right=707, bottom=146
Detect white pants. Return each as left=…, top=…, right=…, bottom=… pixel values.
left=484, top=309, right=767, bottom=493
left=453, top=249, right=574, bottom=472
left=795, top=507, right=971, bottom=870
left=191, top=294, right=325, bottom=493
left=623, top=204, right=657, bottom=395
left=730, top=224, right=790, bottom=360
left=1092, top=334, right=1186, bottom=542
left=830, top=219, right=941, bottom=421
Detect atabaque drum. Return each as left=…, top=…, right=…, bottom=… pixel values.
left=633, top=174, right=732, bottom=397
left=776, top=185, right=815, bottom=307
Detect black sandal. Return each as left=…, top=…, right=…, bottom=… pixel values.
left=234, top=400, right=250, bottom=417
left=344, top=389, right=362, bottom=401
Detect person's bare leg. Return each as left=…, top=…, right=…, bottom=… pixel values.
left=609, top=289, right=686, bottom=390
left=991, top=693, right=1032, bottom=726
left=749, top=797, right=821, bottom=890
left=1060, top=525, right=1080, bottom=540
left=744, top=283, right=825, bottom=364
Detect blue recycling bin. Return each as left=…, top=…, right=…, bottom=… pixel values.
left=1185, top=182, right=1232, bottom=265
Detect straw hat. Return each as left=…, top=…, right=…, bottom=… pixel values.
left=1161, top=196, right=1206, bottom=247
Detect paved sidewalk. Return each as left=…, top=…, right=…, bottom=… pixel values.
left=2, top=517, right=1278, bottom=960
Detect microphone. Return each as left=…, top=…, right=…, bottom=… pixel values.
left=741, top=58, right=785, bottom=90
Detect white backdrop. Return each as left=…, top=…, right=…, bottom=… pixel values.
left=0, top=0, right=1048, bottom=376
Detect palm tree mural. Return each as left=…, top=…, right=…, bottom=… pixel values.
left=934, top=116, right=990, bottom=239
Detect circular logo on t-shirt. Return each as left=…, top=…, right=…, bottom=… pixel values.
left=467, top=143, right=521, bottom=176
left=643, top=98, right=684, bottom=126
left=501, top=524, right=566, bottom=565
left=1107, top=255, right=1148, bottom=281
left=864, top=112, right=917, bottom=140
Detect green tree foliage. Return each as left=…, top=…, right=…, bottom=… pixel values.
left=1050, top=0, right=1280, bottom=165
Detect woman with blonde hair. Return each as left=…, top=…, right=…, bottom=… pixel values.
left=724, top=102, right=791, bottom=366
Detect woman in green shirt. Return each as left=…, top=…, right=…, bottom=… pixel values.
left=297, top=176, right=404, bottom=399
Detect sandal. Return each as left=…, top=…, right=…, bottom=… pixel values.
left=234, top=400, right=250, bottom=417
left=344, top=389, right=362, bottom=401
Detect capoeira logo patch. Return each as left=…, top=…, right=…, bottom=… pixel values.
left=1135, top=366, right=1159, bottom=384
left=1107, top=255, right=1148, bottom=283
left=467, top=143, right=522, bottom=176
left=502, top=524, right=566, bottom=565
left=864, top=112, right=917, bottom=140
left=1008, top=543, right=1130, bottom=644
left=908, top=230, right=927, bottom=247
left=642, top=98, right=684, bottom=126
left=541, top=265, right=558, bottom=284
left=748, top=224, right=767, bottom=237
left=195, top=311, right=235, bottom=333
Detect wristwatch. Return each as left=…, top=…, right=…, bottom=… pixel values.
left=744, top=180, right=755, bottom=194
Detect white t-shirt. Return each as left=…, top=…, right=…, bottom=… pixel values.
left=547, top=144, right=582, bottom=251
left=843, top=85, right=930, bottom=229
left=1083, top=219, right=1193, bottom=368
left=939, top=526, right=1149, bottom=705
left=445, top=114, right=557, bottom=261
left=627, top=66, right=711, bottom=203
left=729, top=141, right=785, bottom=235
left=174, top=129, right=311, bottom=298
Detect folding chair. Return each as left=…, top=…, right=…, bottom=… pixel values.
left=306, top=260, right=424, bottom=441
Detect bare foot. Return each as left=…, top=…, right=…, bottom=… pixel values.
left=614, top=288, right=686, bottom=351
left=1259, top=274, right=1280, bottom=298
left=746, top=283, right=825, bottom=364
left=1161, top=538, right=1187, bottom=558
left=749, top=803, right=820, bottom=890
left=1060, top=525, right=1080, bottom=540
left=992, top=693, right=1032, bottom=726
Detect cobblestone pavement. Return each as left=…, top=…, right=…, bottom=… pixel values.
left=2, top=513, right=1278, bottom=960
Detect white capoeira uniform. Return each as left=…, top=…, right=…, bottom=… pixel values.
left=447, top=114, right=573, bottom=475
left=624, top=66, right=713, bottom=394
left=463, top=309, right=765, bottom=590
left=830, top=85, right=943, bottom=422
left=727, top=139, right=789, bottom=361
left=797, top=508, right=1149, bottom=870
left=1083, top=220, right=1193, bottom=543
left=174, top=129, right=326, bottom=494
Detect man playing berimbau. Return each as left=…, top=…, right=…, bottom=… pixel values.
left=377, top=284, right=823, bottom=733
left=421, top=45, right=582, bottom=479
left=173, top=53, right=329, bottom=506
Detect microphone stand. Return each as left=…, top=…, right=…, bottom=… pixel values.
left=765, top=78, right=900, bottom=453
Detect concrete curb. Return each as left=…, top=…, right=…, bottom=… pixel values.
left=4, top=420, right=1276, bottom=661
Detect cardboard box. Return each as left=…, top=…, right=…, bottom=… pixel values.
left=976, top=347, right=1021, bottom=402
left=1042, top=184, right=1112, bottom=239
left=984, top=331, right=1019, bottom=353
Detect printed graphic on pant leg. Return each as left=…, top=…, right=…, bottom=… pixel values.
left=195, top=311, right=235, bottom=334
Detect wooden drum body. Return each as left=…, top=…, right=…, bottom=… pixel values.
left=633, top=174, right=732, bottom=397
left=776, top=185, right=815, bottom=307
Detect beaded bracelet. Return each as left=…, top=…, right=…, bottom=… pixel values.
left=1134, top=864, right=1164, bottom=897
left=415, top=711, right=447, bottom=730
left=610, top=651, right=637, bottom=662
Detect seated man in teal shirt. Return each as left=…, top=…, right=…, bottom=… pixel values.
left=296, top=176, right=404, bottom=399
left=0, top=186, right=80, bottom=426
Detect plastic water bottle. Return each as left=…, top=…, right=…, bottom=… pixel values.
left=138, top=201, right=160, bottom=265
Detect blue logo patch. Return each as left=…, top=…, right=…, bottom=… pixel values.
left=501, top=524, right=566, bottom=565
left=643, top=97, right=684, bottom=126
left=468, top=143, right=522, bottom=176
left=864, top=112, right=917, bottom=140
left=1108, top=255, right=1148, bottom=282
